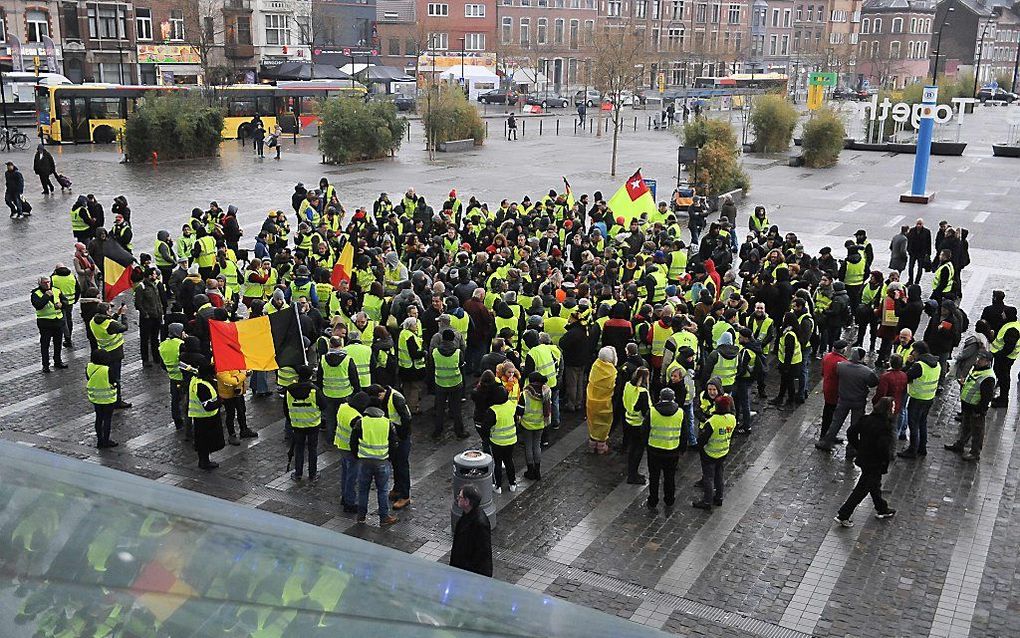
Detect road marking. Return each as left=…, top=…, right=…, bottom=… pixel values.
left=972, top=211, right=990, bottom=223
left=516, top=568, right=560, bottom=592
left=813, top=221, right=842, bottom=235
left=839, top=201, right=867, bottom=213
left=779, top=523, right=863, bottom=633
left=412, top=539, right=452, bottom=563
left=885, top=214, right=905, bottom=227
left=546, top=478, right=646, bottom=566
left=1, top=360, right=143, bottom=421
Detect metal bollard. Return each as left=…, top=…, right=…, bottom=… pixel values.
left=647, top=117, right=651, bottom=130
left=539, top=119, right=543, bottom=135
left=486, top=121, right=489, bottom=137
left=521, top=119, right=525, bottom=136
left=634, top=116, right=637, bottom=131
left=557, top=119, right=560, bottom=135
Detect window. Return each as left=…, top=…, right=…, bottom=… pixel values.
left=501, top=16, right=512, bottom=43
left=728, top=4, right=739, bottom=24
left=635, top=0, right=647, bottom=18
left=667, top=27, right=683, bottom=50
left=520, top=18, right=530, bottom=46
left=429, top=32, right=448, bottom=49
left=890, top=41, right=900, bottom=58
left=909, top=17, right=916, bottom=33
left=569, top=19, right=578, bottom=49
left=236, top=16, right=252, bottom=44
left=871, top=41, right=878, bottom=58
left=520, top=0, right=530, bottom=6
left=873, top=18, right=881, bottom=34
left=265, top=13, right=289, bottom=45
left=783, top=8, right=791, bottom=27
left=671, top=0, right=684, bottom=20
left=465, top=3, right=486, bottom=16
left=861, top=18, right=869, bottom=34
left=203, top=16, right=214, bottom=41
left=796, top=6, right=802, bottom=21
left=769, top=34, right=777, bottom=55
left=696, top=3, right=707, bottom=22
left=771, top=8, right=779, bottom=27
left=465, top=33, right=484, bottom=50
left=554, top=18, right=564, bottom=44
left=584, top=20, right=594, bottom=45
left=807, top=5, right=813, bottom=20
left=87, top=6, right=128, bottom=40
left=607, top=0, right=622, bottom=16
left=167, top=8, right=184, bottom=40
left=537, top=17, right=547, bottom=44
left=907, top=40, right=915, bottom=58
left=0, top=14, right=5, bottom=43
left=924, top=18, right=930, bottom=33
left=27, top=10, right=50, bottom=42
left=781, top=34, right=789, bottom=54
left=892, top=17, right=902, bottom=33
left=388, top=37, right=400, bottom=54
left=712, top=3, right=720, bottom=23
left=135, top=8, right=152, bottom=41
left=406, top=39, right=417, bottom=54
left=428, top=3, right=449, bottom=16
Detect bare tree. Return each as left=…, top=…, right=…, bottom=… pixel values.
left=179, top=0, right=227, bottom=85
left=591, top=21, right=646, bottom=176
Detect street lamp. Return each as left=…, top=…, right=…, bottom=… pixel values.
left=931, top=3, right=955, bottom=84
left=974, top=18, right=994, bottom=96
left=458, top=36, right=466, bottom=94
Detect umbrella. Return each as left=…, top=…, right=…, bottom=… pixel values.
left=265, top=61, right=350, bottom=81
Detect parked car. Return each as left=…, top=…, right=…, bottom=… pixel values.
left=574, top=89, right=602, bottom=107
left=832, top=87, right=869, bottom=101
left=977, top=87, right=1017, bottom=104
left=393, top=94, right=417, bottom=111
left=477, top=89, right=518, bottom=105
left=525, top=91, right=569, bottom=108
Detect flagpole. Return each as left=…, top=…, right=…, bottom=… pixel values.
left=293, top=297, right=308, bottom=365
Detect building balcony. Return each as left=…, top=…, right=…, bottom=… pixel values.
left=226, top=43, right=255, bottom=58
left=223, top=0, right=253, bottom=12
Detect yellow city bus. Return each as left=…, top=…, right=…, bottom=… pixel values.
left=214, top=82, right=368, bottom=139
left=36, top=84, right=181, bottom=143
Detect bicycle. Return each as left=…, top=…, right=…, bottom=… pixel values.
left=0, top=127, right=29, bottom=151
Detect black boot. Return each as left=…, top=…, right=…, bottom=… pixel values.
left=523, top=464, right=536, bottom=480
left=534, top=463, right=541, bottom=480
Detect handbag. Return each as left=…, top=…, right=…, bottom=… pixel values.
left=20, top=197, right=32, bottom=213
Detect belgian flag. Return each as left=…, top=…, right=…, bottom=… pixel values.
left=103, top=241, right=136, bottom=301
left=209, top=309, right=305, bottom=373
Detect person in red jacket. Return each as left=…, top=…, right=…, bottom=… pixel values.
left=873, top=354, right=908, bottom=427
left=820, top=339, right=849, bottom=438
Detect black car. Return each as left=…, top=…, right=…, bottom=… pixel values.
left=832, top=87, right=869, bottom=101
left=393, top=94, right=417, bottom=112
left=977, top=87, right=1017, bottom=104
left=477, top=89, right=518, bottom=105
left=525, top=91, right=569, bottom=108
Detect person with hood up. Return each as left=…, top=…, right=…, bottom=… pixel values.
left=5, top=161, right=25, bottom=218
left=820, top=280, right=851, bottom=355
left=33, top=145, right=58, bottom=194
left=217, top=366, right=255, bottom=445
left=49, top=263, right=79, bottom=348
left=518, top=371, right=551, bottom=480
left=703, top=258, right=722, bottom=299
left=70, top=195, right=94, bottom=242
left=316, top=335, right=359, bottom=441
left=431, top=328, right=469, bottom=441
left=190, top=362, right=225, bottom=470
left=221, top=204, right=243, bottom=251
left=644, top=387, right=683, bottom=511
left=286, top=365, right=323, bottom=480
left=898, top=284, right=925, bottom=335
left=693, top=394, right=736, bottom=510
left=133, top=267, right=165, bottom=367
left=383, top=250, right=408, bottom=295
left=898, top=342, right=941, bottom=458
left=472, top=370, right=508, bottom=454
left=816, top=347, right=878, bottom=452
left=370, top=324, right=397, bottom=386
left=834, top=397, right=897, bottom=527
left=153, top=230, right=178, bottom=283
left=586, top=346, right=618, bottom=454
left=703, top=331, right=740, bottom=395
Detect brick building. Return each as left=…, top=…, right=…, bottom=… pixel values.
left=0, top=1, right=66, bottom=77
left=856, top=0, right=933, bottom=89
left=133, top=0, right=204, bottom=84
left=933, top=0, right=1020, bottom=88
left=499, top=0, right=596, bottom=90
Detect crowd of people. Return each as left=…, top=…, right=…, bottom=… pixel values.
left=27, top=174, right=1020, bottom=537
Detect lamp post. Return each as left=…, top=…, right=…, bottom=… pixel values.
left=458, top=36, right=466, bottom=95
left=931, top=3, right=955, bottom=84
left=973, top=18, right=993, bottom=96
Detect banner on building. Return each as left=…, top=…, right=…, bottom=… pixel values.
left=9, top=35, right=24, bottom=72
left=138, top=44, right=201, bottom=65
left=41, top=35, right=57, bottom=72
left=417, top=52, right=496, bottom=70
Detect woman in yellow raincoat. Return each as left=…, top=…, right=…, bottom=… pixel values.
left=586, top=346, right=618, bottom=454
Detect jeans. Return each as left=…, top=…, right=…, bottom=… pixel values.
left=433, top=384, right=465, bottom=436
left=549, top=385, right=561, bottom=426
left=340, top=453, right=360, bottom=506
left=291, top=427, right=319, bottom=477
left=139, top=316, right=161, bottom=363
left=466, top=341, right=485, bottom=374
left=6, top=191, right=23, bottom=216
left=897, top=397, right=910, bottom=437
left=320, top=396, right=341, bottom=441
left=94, top=403, right=114, bottom=445
left=907, top=398, right=932, bottom=453
left=690, top=226, right=702, bottom=245
left=734, top=379, right=753, bottom=429
left=392, top=437, right=411, bottom=500
left=776, top=364, right=799, bottom=403
left=490, top=442, right=516, bottom=488
left=799, top=345, right=813, bottom=401
left=820, top=401, right=836, bottom=438
left=358, top=460, right=392, bottom=520
left=223, top=396, right=247, bottom=436
left=993, top=354, right=1015, bottom=401
left=520, top=428, right=543, bottom=466
left=563, top=366, right=585, bottom=410
left=820, top=401, right=865, bottom=447
left=38, top=321, right=63, bottom=367
left=699, top=455, right=725, bottom=504
left=252, top=371, right=271, bottom=394
left=647, top=449, right=679, bottom=507
left=61, top=307, right=74, bottom=344
left=837, top=470, right=889, bottom=519
left=684, top=403, right=698, bottom=446
left=108, top=358, right=124, bottom=403
left=40, top=173, right=54, bottom=193
left=169, top=380, right=185, bottom=429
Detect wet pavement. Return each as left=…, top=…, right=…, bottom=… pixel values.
left=2, top=119, right=1020, bottom=636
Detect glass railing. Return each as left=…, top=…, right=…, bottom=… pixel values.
left=0, top=441, right=667, bottom=637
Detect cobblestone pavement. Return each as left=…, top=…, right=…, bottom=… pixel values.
left=2, top=132, right=1020, bottom=636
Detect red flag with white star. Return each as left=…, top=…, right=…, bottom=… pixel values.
left=607, top=169, right=658, bottom=226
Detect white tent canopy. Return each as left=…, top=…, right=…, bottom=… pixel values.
left=510, top=68, right=548, bottom=89
left=438, top=66, right=500, bottom=101
left=339, top=63, right=374, bottom=75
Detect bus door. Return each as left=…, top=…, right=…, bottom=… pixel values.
left=58, top=96, right=91, bottom=143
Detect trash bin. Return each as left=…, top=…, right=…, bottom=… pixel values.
left=451, top=450, right=495, bottom=532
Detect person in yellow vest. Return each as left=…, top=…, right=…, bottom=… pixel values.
left=190, top=362, right=225, bottom=470
left=367, top=384, right=413, bottom=509
left=316, top=336, right=360, bottom=441
left=838, top=243, right=867, bottom=310
left=517, top=372, right=551, bottom=480
left=945, top=350, right=996, bottom=462
left=431, top=329, right=469, bottom=440
left=702, top=331, right=740, bottom=395
left=159, top=323, right=187, bottom=431
left=193, top=227, right=218, bottom=280
left=50, top=264, right=80, bottom=347
left=286, top=365, right=322, bottom=481
left=990, top=306, right=1020, bottom=408
left=898, top=342, right=940, bottom=459
left=397, top=317, right=427, bottom=414
left=336, top=393, right=370, bottom=513
left=930, top=249, right=955, bottom=303
left=770, top=312, right=802, bottom=408
left=692, top=394, right=736, bottom=510
left=346, top=329, right=374, bottom=389
left=645, top=387, right=683, bottom=511
left=524, top=332, right=562, bottom=435
left=622, top=367, right=651, bottom=485
left=31, top=276, right=69, bottom=373
left=489, top=397, right=519, bottom=493
left=351, top=404, right=400, bottom=526
left=86, top=351, right=118, bottom=448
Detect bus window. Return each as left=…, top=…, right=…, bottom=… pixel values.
left=228, top=98, right=256, bottom=117
left=256, top=95, right=274, bottom=116
left=300, top=96, right=320, bottom=117
left=89, top=97, right=124, bottom=120
left=275, top=96, right=290, bottom=116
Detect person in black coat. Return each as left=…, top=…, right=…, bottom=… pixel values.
left=450, top=484, right=493, bottom=577
left=906, top=219, right=932, bottom=286
left=192, top=362, right=225, bottom=470
left=834, top=397, right=896, bottom=526
left=33, top=145, right=57, bottom=194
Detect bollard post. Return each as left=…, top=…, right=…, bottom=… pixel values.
left=557, top=119, right=560, bottom=135
left=539, top=119, right=543, bottom=135
left=574, top=120, right=577, bottom=134
left=647, top=116, right=651, bottom=130
left=521, top=119, right=525, bottom=136
left=633, top=116, right=637, bottom=131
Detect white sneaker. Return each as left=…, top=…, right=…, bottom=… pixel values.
left=509, top=483, right=517, bottom=492
left=833, top=516, right=854, bottom=528
left=493, top=485, right=502, bottom=494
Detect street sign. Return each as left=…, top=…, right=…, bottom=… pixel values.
left=342, top=48, right=351, bottom=56
left=808, top=72, right=838, bottom=87
left=643, top=179, right=657, bottom=202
